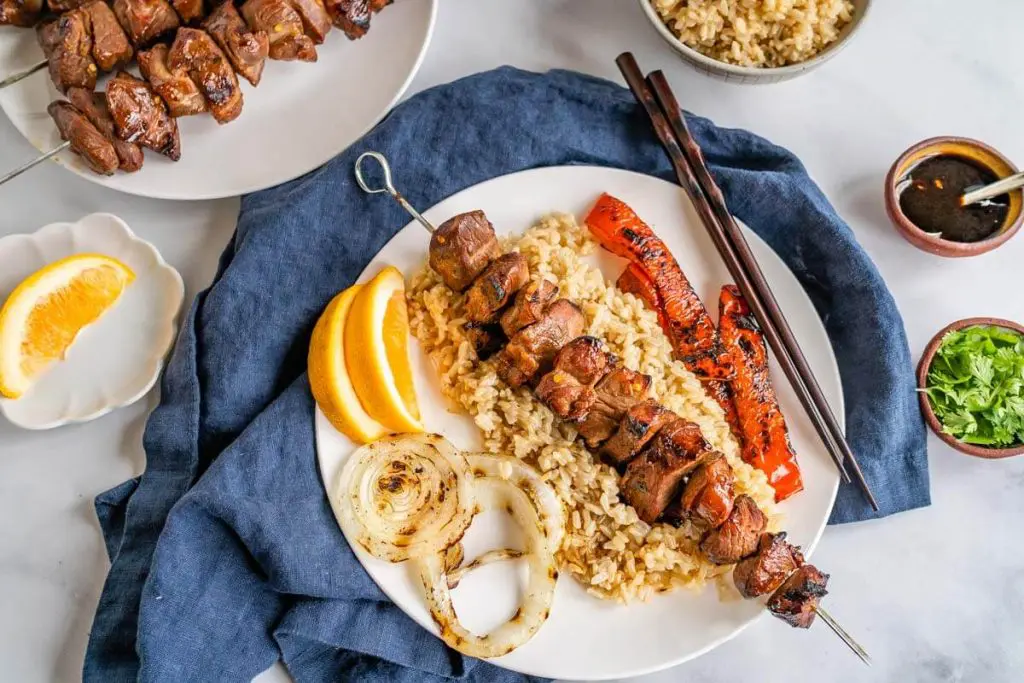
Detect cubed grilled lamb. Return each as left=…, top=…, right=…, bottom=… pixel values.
left=495, top=299, right=585, bottom=388
left=82, top=1, right=133, bottom=71
left=733, top=532, right=804, bottom=599
left=464, top=252, right=530, bottom=323
left=699, top=494, right=766, bottom=565
left=767, top=564, right=829, bottom=628
left=578, top=365, right=652, bottom=448
left=535, top=336, right=612, bottom=423
left=168, top=28, right=244, bottom=124
left=429, top=210, right=502, bottom=293
left=40, top=11, right=97, bottom=92
left=66, top=88, right=144, bottom=172
left=679, top=453, right=735, bottom=529
left=1, top=0, right=44, bottom=27
left=600, top=400, right=674, bottom=466
left=324, top=0, right=369, bottom=39
left=288, top=0, right=332, bottom=43
left=242, top=0, right=317, bottom=61
left=48, top=101, right=119, bottom=175
left=500, top=279, right=558, bottom=337
left=621, top=417, right=713, bottom=523
left=138, top=43, right=207, bottom=117
left=204, top=1, right=269, bottom=86
left=112, top=0, right=180, bottom=47
left=106, top=71, right=181, bottom=160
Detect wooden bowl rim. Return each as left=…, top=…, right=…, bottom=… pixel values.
left=917, top=317, right=1024, bottom=459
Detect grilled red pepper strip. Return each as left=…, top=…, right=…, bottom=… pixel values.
left=585, top=193, right=732, bottom=381
left=719, top=285, right=804, bottom=502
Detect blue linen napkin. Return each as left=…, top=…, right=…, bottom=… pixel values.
left=84, top=66, right=928, bottom=683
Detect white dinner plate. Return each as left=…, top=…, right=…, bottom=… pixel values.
left=0, top=0, right=436, bottom=200
left=0, top=213, right=184, bottom=429
left=316, top=166, right=842, bottom=680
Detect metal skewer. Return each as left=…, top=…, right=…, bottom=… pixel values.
left=0, top=141, right=70, bottom=188
left=0, top=59, right=47, bottom=91
left=354, top=151, right=436, bottom=234
left=961, top=170, right=1024, bottom=206
left=814, top=605, right=871, bottom=665
left=354, top=150, right=872, bottom=667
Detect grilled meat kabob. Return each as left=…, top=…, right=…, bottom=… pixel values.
left=21, top=0, right=390, bottom=176
left=428, top=208, right=833, bottom=630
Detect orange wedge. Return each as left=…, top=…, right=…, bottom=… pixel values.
left=0, top=253, right=135, bottom=399
left=344, top=266, right=423, bottom=433
left=308, top=285, right=389, bottom=444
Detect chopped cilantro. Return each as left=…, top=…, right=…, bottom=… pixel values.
left=924, top=325, right=1024, bottom=447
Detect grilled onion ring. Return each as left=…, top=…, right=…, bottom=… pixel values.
left=417, top=472, right=558, bottom=658
left=335, top=433, right=475, bottom=562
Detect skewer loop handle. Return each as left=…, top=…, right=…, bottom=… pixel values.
left=353, top=151, right=436, bottom=234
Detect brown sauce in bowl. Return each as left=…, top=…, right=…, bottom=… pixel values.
left=898, top=155, right=1010, bottom=243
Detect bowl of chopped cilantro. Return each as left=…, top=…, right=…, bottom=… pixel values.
left=918, top=318, right=1024, bottom=458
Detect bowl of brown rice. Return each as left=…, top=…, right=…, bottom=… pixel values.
left=639, top=0, right=871, bottom=83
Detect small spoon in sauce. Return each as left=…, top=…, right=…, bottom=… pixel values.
left=961, top=170, right=1024, bottom=207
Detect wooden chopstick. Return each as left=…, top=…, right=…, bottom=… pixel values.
left=615, top=52, right=879, bottom=511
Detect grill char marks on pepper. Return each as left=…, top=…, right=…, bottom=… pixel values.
left=718, top=285, right=803, bottom=502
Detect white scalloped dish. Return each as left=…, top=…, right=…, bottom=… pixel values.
left=0, top=214, right=184, bottom=429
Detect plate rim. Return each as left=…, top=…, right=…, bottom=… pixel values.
left=315, top=165, right=842, bottom=679
left=0, top=0, right=438, bottom=201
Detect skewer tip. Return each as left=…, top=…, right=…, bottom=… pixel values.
left=814, top=605, right=871, bottom=666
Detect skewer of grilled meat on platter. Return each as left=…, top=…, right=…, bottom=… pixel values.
left=354, top=151, right=870, bottom=663
left=0, top=0, right=391, bottom=183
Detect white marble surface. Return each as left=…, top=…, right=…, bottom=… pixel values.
left=2, top=0, right=1023, bottom=681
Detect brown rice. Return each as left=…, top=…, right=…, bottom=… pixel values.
left=407, top=213, right=779, bottom=603
left=651, top=0, right=855, bottom=68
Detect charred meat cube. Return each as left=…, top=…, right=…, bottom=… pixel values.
left=204, top=1, right=269, bottom=86
left=601, top=400, right=674, bottom=467
left=578, top=365, right=652, bottom=448
left=535, top=336, right=612, bottom=423
left=501, top=279, right=558, bottom=337
left=288, top=0, right=332, bottom=43
left=325, top=0, right=369, bottom=39
left=463, top=321, right=505, bottom=361
left=168, top=28, right=243, bottom=124
left=82, top=1, right=133, bottom=71
left=464, top=252, right=529, bottom=323
left=535, top=369, right=595, bottom=423
left=66, top=88, right=144, bottom=172
left=113, top=0, right=180, bottom=47
left=429, top=210, right=502, bottom=293
left=679, top=453, right=735, bottom=529
left=1, top=0, right=44, bottom=27
left=48, top=101, right=119, bottom=175
left=105, top=71, right=181, bottom=160
left=369, top=0, right=390, bottom=10
left=733, top=532, right=804, bottom=599
left=41, top=11, right=97, bottom=92
left=171, top=0, right=204, bottom=23
left=242, top=0, right=318, bottom=62
left=767, top=564, right=829, bottom=628
left=495, top=299, right=585, bottom=388
left=621, top=417, right=712, bottom=523
left=138, top=44, right=207, bottom=117
left=699, top=494, right=766, bottom=565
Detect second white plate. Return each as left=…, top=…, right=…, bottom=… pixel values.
left=0, top=0, right=436, bottom=199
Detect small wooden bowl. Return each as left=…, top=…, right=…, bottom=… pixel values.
left=917, top=317, right=1024, bottom=459
left=885, top=137, right=1023, bottom=257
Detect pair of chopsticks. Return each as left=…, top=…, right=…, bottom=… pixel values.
left=616, top=52, right=878, bottom=512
